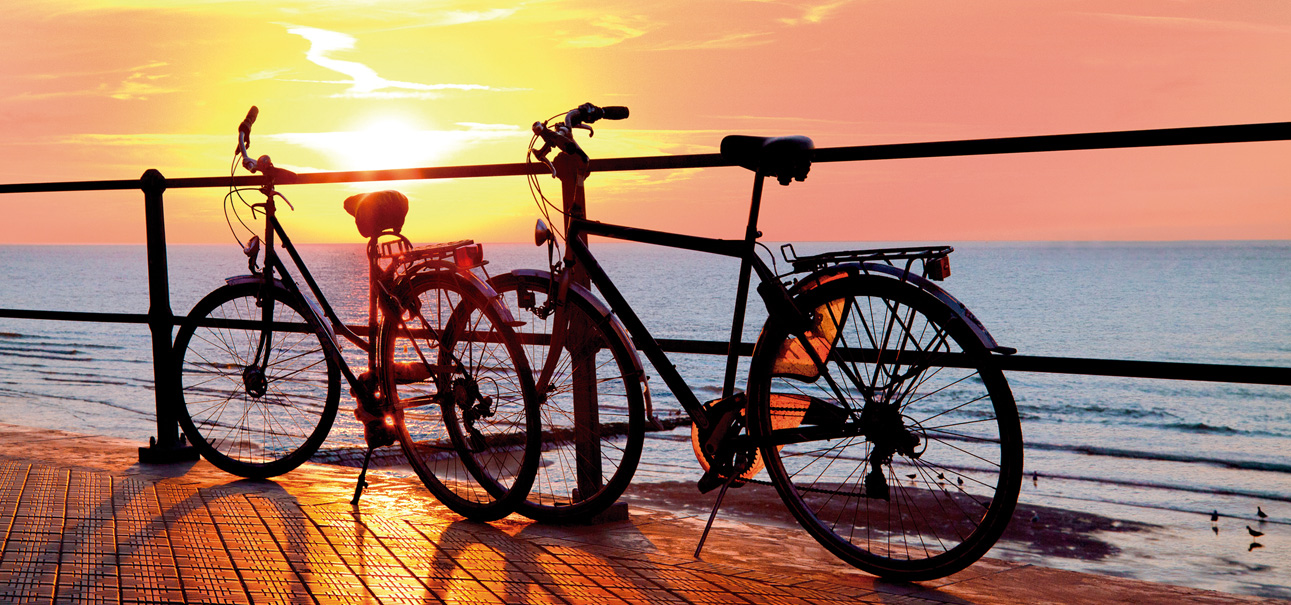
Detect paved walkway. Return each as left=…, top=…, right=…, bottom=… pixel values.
left=0, top=424, right=1281, bottom=605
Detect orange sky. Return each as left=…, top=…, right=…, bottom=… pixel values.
left=2, top=0, right=1289, bottom=244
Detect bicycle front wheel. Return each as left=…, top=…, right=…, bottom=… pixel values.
left=173, top=281, right=340, bottom=478
left=379, top=271, right=540, bottom=521
left=747, top=273, right=1022, bottom=581
left=492, top=271, right=645, bottom=523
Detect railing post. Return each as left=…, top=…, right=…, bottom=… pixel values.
left=137, top=169, right=198, bottom=463
left=556, top=152, right=625, bottom=519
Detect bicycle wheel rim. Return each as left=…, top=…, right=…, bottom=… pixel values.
left=492, top=272, right=645, bottom=522
left=750, top=273, right=1022, bottom=581
left=174, top=282, right=339, bottom=478
left=382, top=272, right=540, bottom=521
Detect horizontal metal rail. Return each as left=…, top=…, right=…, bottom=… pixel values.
left=0, top=309, right=148, bottom=324
left=4, top=121, right=1289, bottom=194
left=3, top=305, right=1285, bottom=388
left=652, top=338, right=1291, bottom=387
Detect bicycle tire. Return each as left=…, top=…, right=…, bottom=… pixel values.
left=491, top=271, right=646, bottom=523
left=379, top=271, right=540, bottom=521
left=747, top=272, right=1022, bottom=581
left=173, top=281, right=340, bottom=479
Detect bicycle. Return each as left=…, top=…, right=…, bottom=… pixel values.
left=489, top=103, right=1024, bottom=580
left=171, top=107, right=541, bottom=521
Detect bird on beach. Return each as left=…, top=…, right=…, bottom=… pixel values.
left=1247, top=526, right=1264, bottom=538
left=1210, top=510, right=1219, bottom=523
left=1257, top=506, right=1268, bottom=520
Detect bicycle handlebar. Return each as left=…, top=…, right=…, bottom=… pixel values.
left=235, top=105, right=282, bottom=176
left=531, top=102, right=629, bottom=170
left=564, top=102, right=629, bottom=128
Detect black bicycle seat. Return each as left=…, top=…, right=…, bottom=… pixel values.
left=720, top=135, right=814, bottom=185
left=344, top=190, right=409, bottom=238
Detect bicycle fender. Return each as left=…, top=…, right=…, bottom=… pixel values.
left=457, top=269, right=520, bottom=327
left=221, top=274, right=338, bottom=345
left=792, top=263, right=1008, bottom=354
left=502, top=269, right=645, bottom=373
left=394, top=261, right=521, bottom=327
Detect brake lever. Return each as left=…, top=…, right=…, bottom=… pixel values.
left=530, top=145, right=557, bottom=178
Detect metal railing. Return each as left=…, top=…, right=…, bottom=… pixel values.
left=2, top=121, right=1290, bottom=462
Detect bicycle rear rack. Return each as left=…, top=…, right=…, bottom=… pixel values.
left=370, top=238, right=488, bottom=278
left=781, top=244, right=954, bottom=281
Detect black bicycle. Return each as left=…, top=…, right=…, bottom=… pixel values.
left=489, top=103, right=1024, bottom=580
left=171, top=107, right=541, bottom=521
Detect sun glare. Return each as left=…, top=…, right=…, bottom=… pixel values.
left=319, top=118, right=459, bottom=171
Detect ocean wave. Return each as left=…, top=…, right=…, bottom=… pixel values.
left=1018, top=402, right=1181, bottom=421
left=0, top=349, right=91, bottom=362
left=1160, top=422, right=1241, bottom=435
left=0, top=386, right=153, bottom=418
left=1026, top=440, right=1291, bottom=474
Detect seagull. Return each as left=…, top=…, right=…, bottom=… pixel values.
left=1247, top=526, right=1264, bottom=538
left=1257, top=506, right=1268, bottom=520
left=1210, top=510, right=1219, bottom=523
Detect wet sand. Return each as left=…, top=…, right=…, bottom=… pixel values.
left=621, top=480, right=1156, bottom=561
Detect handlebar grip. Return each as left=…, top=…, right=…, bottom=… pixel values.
left=601, top=106, right=629, bottom=120
left=236, top=106, right=259, bottom=152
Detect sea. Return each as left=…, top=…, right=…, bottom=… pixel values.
left=0, top=240, right=1287, bottom=598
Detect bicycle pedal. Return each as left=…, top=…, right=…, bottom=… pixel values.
left=696, top=468, right=745, bottom=494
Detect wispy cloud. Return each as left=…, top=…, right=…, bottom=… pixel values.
left=779, top=0, right=854, bottom=26
left=50, top=133, right=225, bottom=146
left=654, top=32, right=774, bottom=50
left=402, top=8, right=519, bottom=29
left=9, top=61, right=177, bottom=101
left=286, top=25, right=515, bottom=98
left=562, top=15, right=653, bottom=48
left=1078, top=12, right=1291, bottom=35
left=107, top=65, right=177, bottom=100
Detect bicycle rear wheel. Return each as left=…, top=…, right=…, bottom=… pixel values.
left=379, top=271, right=540, bottom=521
left=173, top=281, right=340, bottom=478
left=747, top=273, right=1022, bottom=581
left=491, top=271, right=645, bottom=523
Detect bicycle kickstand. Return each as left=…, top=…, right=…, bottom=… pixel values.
left=694, top=457, right=747, bottom=558
left=350, top=446, right=376, bottom=506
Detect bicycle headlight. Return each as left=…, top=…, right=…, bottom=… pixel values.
left=534, top=219, right=553, bottom=247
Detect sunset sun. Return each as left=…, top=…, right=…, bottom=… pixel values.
left=320, top=117, right=459, bottom=171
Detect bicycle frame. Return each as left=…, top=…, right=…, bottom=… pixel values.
left=540, top=150, right=855, bottom=451
left=253, top=207, right=376, bottom=398
left=558, top=216, right=793, bottom=430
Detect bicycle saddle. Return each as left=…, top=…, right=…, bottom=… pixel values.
left=344, top=190, right=409, bottom=238
left=720, top=135, right=814, bottom=185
